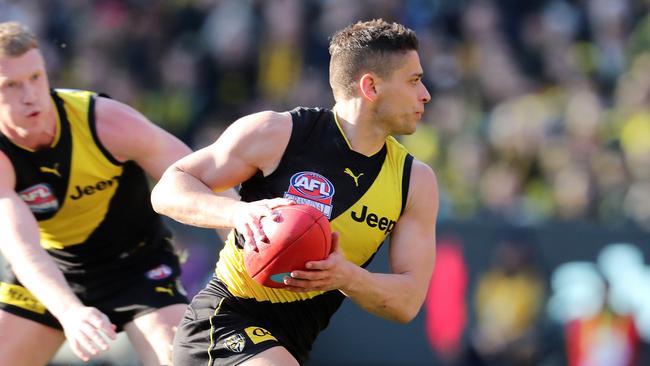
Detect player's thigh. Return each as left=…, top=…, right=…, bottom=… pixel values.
left=124, top=303, right=186, bottom=366
left=0, top=310, right=65, bottom=366
left=240, top=346, right=300, bottom=366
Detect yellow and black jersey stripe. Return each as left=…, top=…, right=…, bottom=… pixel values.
left=0, top=89, right=172, bottom=297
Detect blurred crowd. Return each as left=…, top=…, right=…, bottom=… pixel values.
left=3, top=0, right=650, bottom=229
left=3, top=2, right=650, bottom=365
left=425, top=229, right=649, bottom=366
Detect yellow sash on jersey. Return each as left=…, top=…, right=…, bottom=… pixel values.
left=39, top=90, right=123, bottom=249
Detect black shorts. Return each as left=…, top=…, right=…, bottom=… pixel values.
left=174, top=276, right=348, bottom=366
left=172, top=278, right=288, bottom=366
left=0, top=253, right=188, bottom=331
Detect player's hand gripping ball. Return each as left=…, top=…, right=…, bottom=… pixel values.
left=244, top=204, right=332, bottom=288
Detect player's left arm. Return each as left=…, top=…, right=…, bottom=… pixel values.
left=286, top=160, right=438, bottom=323
left=94, top=96, right=191, bottom=179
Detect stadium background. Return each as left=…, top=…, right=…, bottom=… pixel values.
left=2, top=0, right=650, bottom=365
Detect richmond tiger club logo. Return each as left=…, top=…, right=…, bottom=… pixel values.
left=284, top=171, right=335, bottom=218
left=223, top=333, right=246, bottom=353
left=18, top=183, right=59, bottom=214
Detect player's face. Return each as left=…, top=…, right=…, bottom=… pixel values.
left=374, top=50, right=430, bottom=135
left=0, top=48, right=52, bottom=132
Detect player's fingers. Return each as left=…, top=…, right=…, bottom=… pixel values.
left=79, top=322, right=106, bottom=353
left=244, top=238, right=258, bottom=253
left=70, top=340, right=91, bottom=362
left=283, top=276, right=309, bottom=288
left=239, top=221, right=257, bottom=250
left=284, top=277, right=329, bottom=292
left=249, top=215, right=268, bottom=244
left=305, top=258, right=331, bottom=270
left=253, top=202, right=275, bottom=217
left=106, top=323, right=117, bottom=339
left=83, top=323, right=112, bottom=351
left=290, top=270, right=324, bottom=280
left=266, top=198, right=295, bottom=208
left=71, top=329, right=99, bottom=361
left=86, top=312, right=117, bottom=340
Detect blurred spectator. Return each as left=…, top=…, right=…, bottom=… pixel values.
left=1, top=0, right=649, bottom=230
left=565, top=277, right=641, bottom=366
left=463, top=228, right=547, bottom=366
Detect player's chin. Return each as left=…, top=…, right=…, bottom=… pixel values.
left=399, top=123, right=418, bottom=135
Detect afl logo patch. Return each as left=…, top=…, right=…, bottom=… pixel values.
left=284, top=171, right=335, bottom=218
left=18, top=183, right=59, bottom=214
left=145, top=264, right=173, bottom=280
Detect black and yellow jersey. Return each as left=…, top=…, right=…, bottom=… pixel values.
left=0, top=89, right=173, bottom=297
left=213, top=107, right=412, bottom=356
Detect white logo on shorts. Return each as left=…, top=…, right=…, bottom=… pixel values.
left=145, top=264, right=172, bottom=280
left=223, top=333, right=246, bottom=353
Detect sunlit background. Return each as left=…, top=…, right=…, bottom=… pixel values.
left=2, top=0, right=650, bottom=365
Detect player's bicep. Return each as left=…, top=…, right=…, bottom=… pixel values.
left=170, top=141, right=253, bottom=193
left=388, top=161, right=438, bottom=286
left=172, top=111, right=292, bottom=192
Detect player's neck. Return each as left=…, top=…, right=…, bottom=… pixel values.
left=333, top=102, right=387, bottom=157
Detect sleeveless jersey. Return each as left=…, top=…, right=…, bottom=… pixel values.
left=214, top=107, right=412, bottom=348
left=0, top=89, right=172, bottom=296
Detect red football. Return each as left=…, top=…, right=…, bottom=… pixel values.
left=244, top=204, right=332, bottom=288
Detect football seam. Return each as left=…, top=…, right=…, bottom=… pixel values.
left=316, top=217, right=330, bottom=257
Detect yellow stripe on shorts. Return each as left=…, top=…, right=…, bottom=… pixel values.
left=0, top=282, right=47, bottom=314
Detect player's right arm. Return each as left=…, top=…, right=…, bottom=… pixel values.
left=0, top=151, right=116, bottom=361
left=151, top=111, right=294, bottom=245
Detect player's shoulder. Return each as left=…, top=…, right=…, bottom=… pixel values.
left=410, top=158, right=437, bottom=193
left=411, top=157, right=434, bottom=172
left=93, top=95, right=156, bottom=136
left=412, top=157, right=436, bottom=178
left=94, top=95, right=134, bottom=117
left=230, top=110, right=293, bottom=137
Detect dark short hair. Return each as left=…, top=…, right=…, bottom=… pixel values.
left=0, top=21, right=38, bottom=57
left=328, top=19, right=419, bottom=100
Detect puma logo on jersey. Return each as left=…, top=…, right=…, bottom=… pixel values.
left=155, top=285, right=174, bottom=296
left=344, top=168, right=364, bottom=187
left=351, top=205, right=396, bottom=235
left=40, top=163, right=61, bottom=177
left=69, top=176, right=119, bottom=200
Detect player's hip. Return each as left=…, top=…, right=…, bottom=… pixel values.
left=0, top=252, right=188, bottom=331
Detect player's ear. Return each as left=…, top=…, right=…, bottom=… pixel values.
left=359, top=73, right=378, bottom=101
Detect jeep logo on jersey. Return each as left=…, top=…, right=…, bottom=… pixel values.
left=18, top=183, right=59, bottom=214
left=284, top=171, right=335, bottom=218
left=351, top=205, right=396, bottom=235
left=69, top=176, right=119, bottom=200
